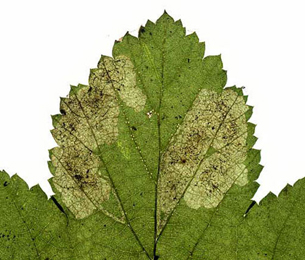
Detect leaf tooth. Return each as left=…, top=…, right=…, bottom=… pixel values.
left=11, top=174, right=30, bottom=191
left=138, top=25, right=146, bottom=36
left=68, top=84, right=87, bottom=96
left=245, top=106, right=254, bottom=120
left=186, top=31, right=200, bottom=42
left=51, top=114, right=62, bottom=128
left=124, top=30, right=131, bottom=37
left=203, top=54, right=224, bottom=70
left=97, top=54, right=110, bottom=68
left=30, top=184, right=48, bottom=200
left=259, top=191, right=277, bottom=205
left=278, top=183, right=293, bottom=198
left=144, top=19, right=155, bottom=27
left=175, top=19, right=183, bottom=28
left=47, top=159, right=56, bottom=175
left=0, top=169, right=10, bottom=179
left=113, top=39, right=121, bottom=45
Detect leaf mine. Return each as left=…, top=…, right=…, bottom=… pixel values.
left=50, top=57, right=137, bottom=220
left=157, top=88, right=249, bottom=230
left=92, top=55, right=147, bottom=112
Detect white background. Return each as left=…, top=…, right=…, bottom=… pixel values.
left=0, top=0, right=304, bottom=202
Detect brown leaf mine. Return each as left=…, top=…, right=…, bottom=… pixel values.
left=158, top=88, right=249, bottom=231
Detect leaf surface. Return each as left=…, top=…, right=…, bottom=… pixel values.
left=0, top=12, right=304, bottom=260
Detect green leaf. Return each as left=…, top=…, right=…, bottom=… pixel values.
left=0, top=170, right=153, bottom=259
left=1, top=11, right=304, bottom=259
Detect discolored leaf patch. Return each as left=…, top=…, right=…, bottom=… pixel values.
left=157, top=88, right=249, bottom=231
left=92, top=55, right=147, bottom=112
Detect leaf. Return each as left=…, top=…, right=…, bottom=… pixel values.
left=0, top=11, right=304, bottom=259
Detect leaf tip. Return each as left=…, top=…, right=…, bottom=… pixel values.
left=157, top=10, right=174, bottom=24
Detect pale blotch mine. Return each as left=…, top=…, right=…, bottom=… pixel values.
left=157, top=88, right=249, bottom=230
left=51, top=146, right=111, bottom=219
left=96, top=55, right=147, bottom=112
left=51, top=64, right=122, bottom=219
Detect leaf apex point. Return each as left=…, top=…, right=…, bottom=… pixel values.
left=158, top=9, right=174, bottom=22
